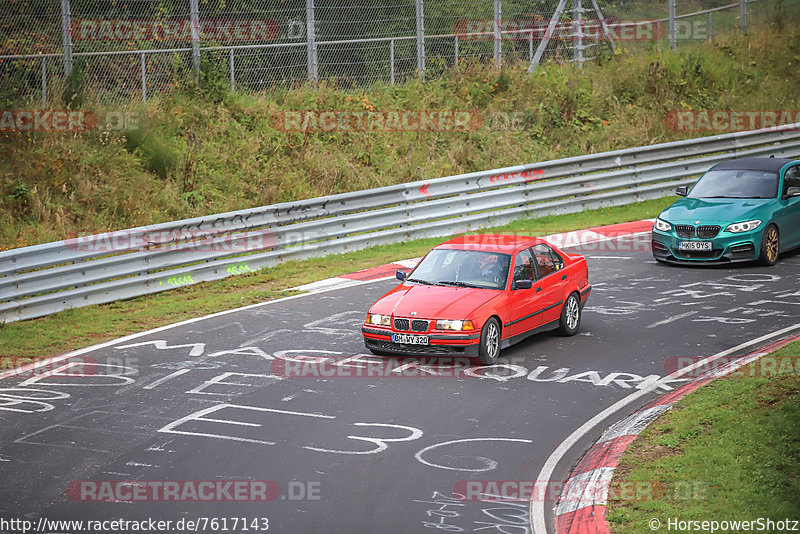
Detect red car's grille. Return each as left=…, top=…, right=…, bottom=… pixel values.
left=411, top=320, right=429, bottom=332
left=394, top=318, right=410, bottom=330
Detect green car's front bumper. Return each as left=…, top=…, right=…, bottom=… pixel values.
left=651, top=225, right=764, bottom=264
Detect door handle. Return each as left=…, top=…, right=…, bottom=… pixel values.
left=561, top=274, right=567, bottom=280
left=536, top=287, right=542, bottom=292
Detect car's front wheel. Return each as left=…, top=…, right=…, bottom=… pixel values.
left=477, top=317, right=501, bottom=365
left=558, top=292, right=582, bottom=336
left=758, top=224, right=779, bottom=266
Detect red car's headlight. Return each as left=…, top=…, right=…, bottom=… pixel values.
left=367, top=313, right=391, bottom=326
left=436, top=319, right=475, bottom=331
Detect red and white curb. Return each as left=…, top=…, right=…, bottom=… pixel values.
left=553, top=332, right=800, bottom=534
left=291, top=219, right=655, bottom=293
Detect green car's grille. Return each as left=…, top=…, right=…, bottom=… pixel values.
left=697, top=225, right=721, bottom=239
left=673, top=225, right=721, bottom=239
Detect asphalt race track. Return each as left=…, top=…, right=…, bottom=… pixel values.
left=2, top=233, right=799, bottom=534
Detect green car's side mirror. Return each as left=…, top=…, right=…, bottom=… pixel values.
left=675, top=185, right=688, bottom=197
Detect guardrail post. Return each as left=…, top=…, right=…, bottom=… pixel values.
left=390, top=39, right=395, bottom=85
left=229, top=48, right=235, bottom=90
left=41, top=57, right=48, bottom=106
left=739, top=0, right=747, bottom=32
left=416, top=0, right=425, bottom=78
left=190, top=0, right=201, bottom=77
left=59, top=0, right=73, bottom=78
left=493, top=0, right=502, bottom=68
left=140, top=52, right=147, bottom=102
left=668, top=0, right=676, bottom=50
left=306, top=0, right=318, bottom=84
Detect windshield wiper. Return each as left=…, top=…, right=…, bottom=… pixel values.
left=407, top=278, right=434, bottom=285
left=437, top=280, right=485, bottom=289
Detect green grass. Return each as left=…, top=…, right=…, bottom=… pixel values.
left=606, top=340, right=800, bottom=532
left=1, top=15, right=799, bottom=250
left=0, top=196, right=670, bottom=369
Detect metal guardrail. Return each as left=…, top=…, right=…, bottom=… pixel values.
left=2, top=123, right=800, bottom=323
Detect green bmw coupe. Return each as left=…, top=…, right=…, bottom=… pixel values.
left=652, top=157, right=800, bottom=266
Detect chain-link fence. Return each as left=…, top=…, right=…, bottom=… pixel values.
left=0, top=0, right=788, bottom=103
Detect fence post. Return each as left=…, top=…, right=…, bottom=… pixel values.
left=668, top=0, right=676, bottom=50
left=740, top=0, right=747, bottom=32
left=41, top=58, right=48, bottom=106
left=229, top=49, right=235, bottom=90
left=190, top=0, right=201, bottom=77
left=530, top=0, right=569, bottom=71
left=306, top=0, right=318, bottom=84
left=454, top=35, right=459, bottom=65
left=707, top=12, right=712, bottom=42
left=140, top=52, right=147, bottom=102
left=528, top=30, right=533, bottom=70
left=416, top=0, right=425, bottom=78
left=59, top=0, right=73, bottom=77
left=493, top=0, right=501, bottom=68
left=573, top=0, right=583, bottom=68
left=390, top=39, right=395, bottom=85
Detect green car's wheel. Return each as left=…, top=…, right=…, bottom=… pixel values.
left=758, top=224, right=779, bottom=266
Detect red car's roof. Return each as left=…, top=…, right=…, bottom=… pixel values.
left=435, top=234, right=544, bottom=253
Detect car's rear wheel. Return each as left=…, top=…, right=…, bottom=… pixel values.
left=558, top=293, right=581, bottom=336
left=758, top=224, right=779, bottom=266
left=477, top=317, right=501, bottom=366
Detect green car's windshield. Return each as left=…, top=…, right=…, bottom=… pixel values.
left=408, top=249, right=511, bottom=290
left=688, top=169, right=779, bottom=199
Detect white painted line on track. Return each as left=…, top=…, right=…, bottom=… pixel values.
left=646, top=310, right=700, bottom=328
left=0, top=275, right=397, bottom=381
left=530, top=321, right=800, bottom=534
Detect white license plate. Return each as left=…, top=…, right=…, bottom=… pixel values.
left=392, top=334, right=429, bottom=345
left=678, top=241, right=712, bottom=251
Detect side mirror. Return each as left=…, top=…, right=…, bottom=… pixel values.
left=513, top=279, right=533, bottom=290
left=786, top=186, right=800, bottom=198
left=675, top=185, right=688, bottom=197
left=396, top=270, right=408, bottom=281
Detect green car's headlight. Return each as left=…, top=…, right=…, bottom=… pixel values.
left=725, top=220, right=762, bottom=233
left=654, top=218, right=672, bottom=232
left=368, top=314, right=391, bottom=326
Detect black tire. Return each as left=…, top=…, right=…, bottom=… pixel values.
left=758, top=224, right=779, bottom=266
left=477, top=317, right=501, bottom=366
left=558, top=292, right=582, bottom=336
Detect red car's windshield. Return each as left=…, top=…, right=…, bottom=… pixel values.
left=408, top=249, right=511, bottom=290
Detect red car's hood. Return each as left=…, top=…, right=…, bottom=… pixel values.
left=371, top=283, right=501, bottom=319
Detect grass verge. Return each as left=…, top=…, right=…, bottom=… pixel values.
left=0, top=196, right=669, bottom=370
left=606, top=340, right=800, bottom=532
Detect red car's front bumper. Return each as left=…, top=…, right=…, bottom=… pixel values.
left=362, top=325, right=481, bottom=357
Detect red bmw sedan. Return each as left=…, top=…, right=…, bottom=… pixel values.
left=362, top=234, right=591, bottom=365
